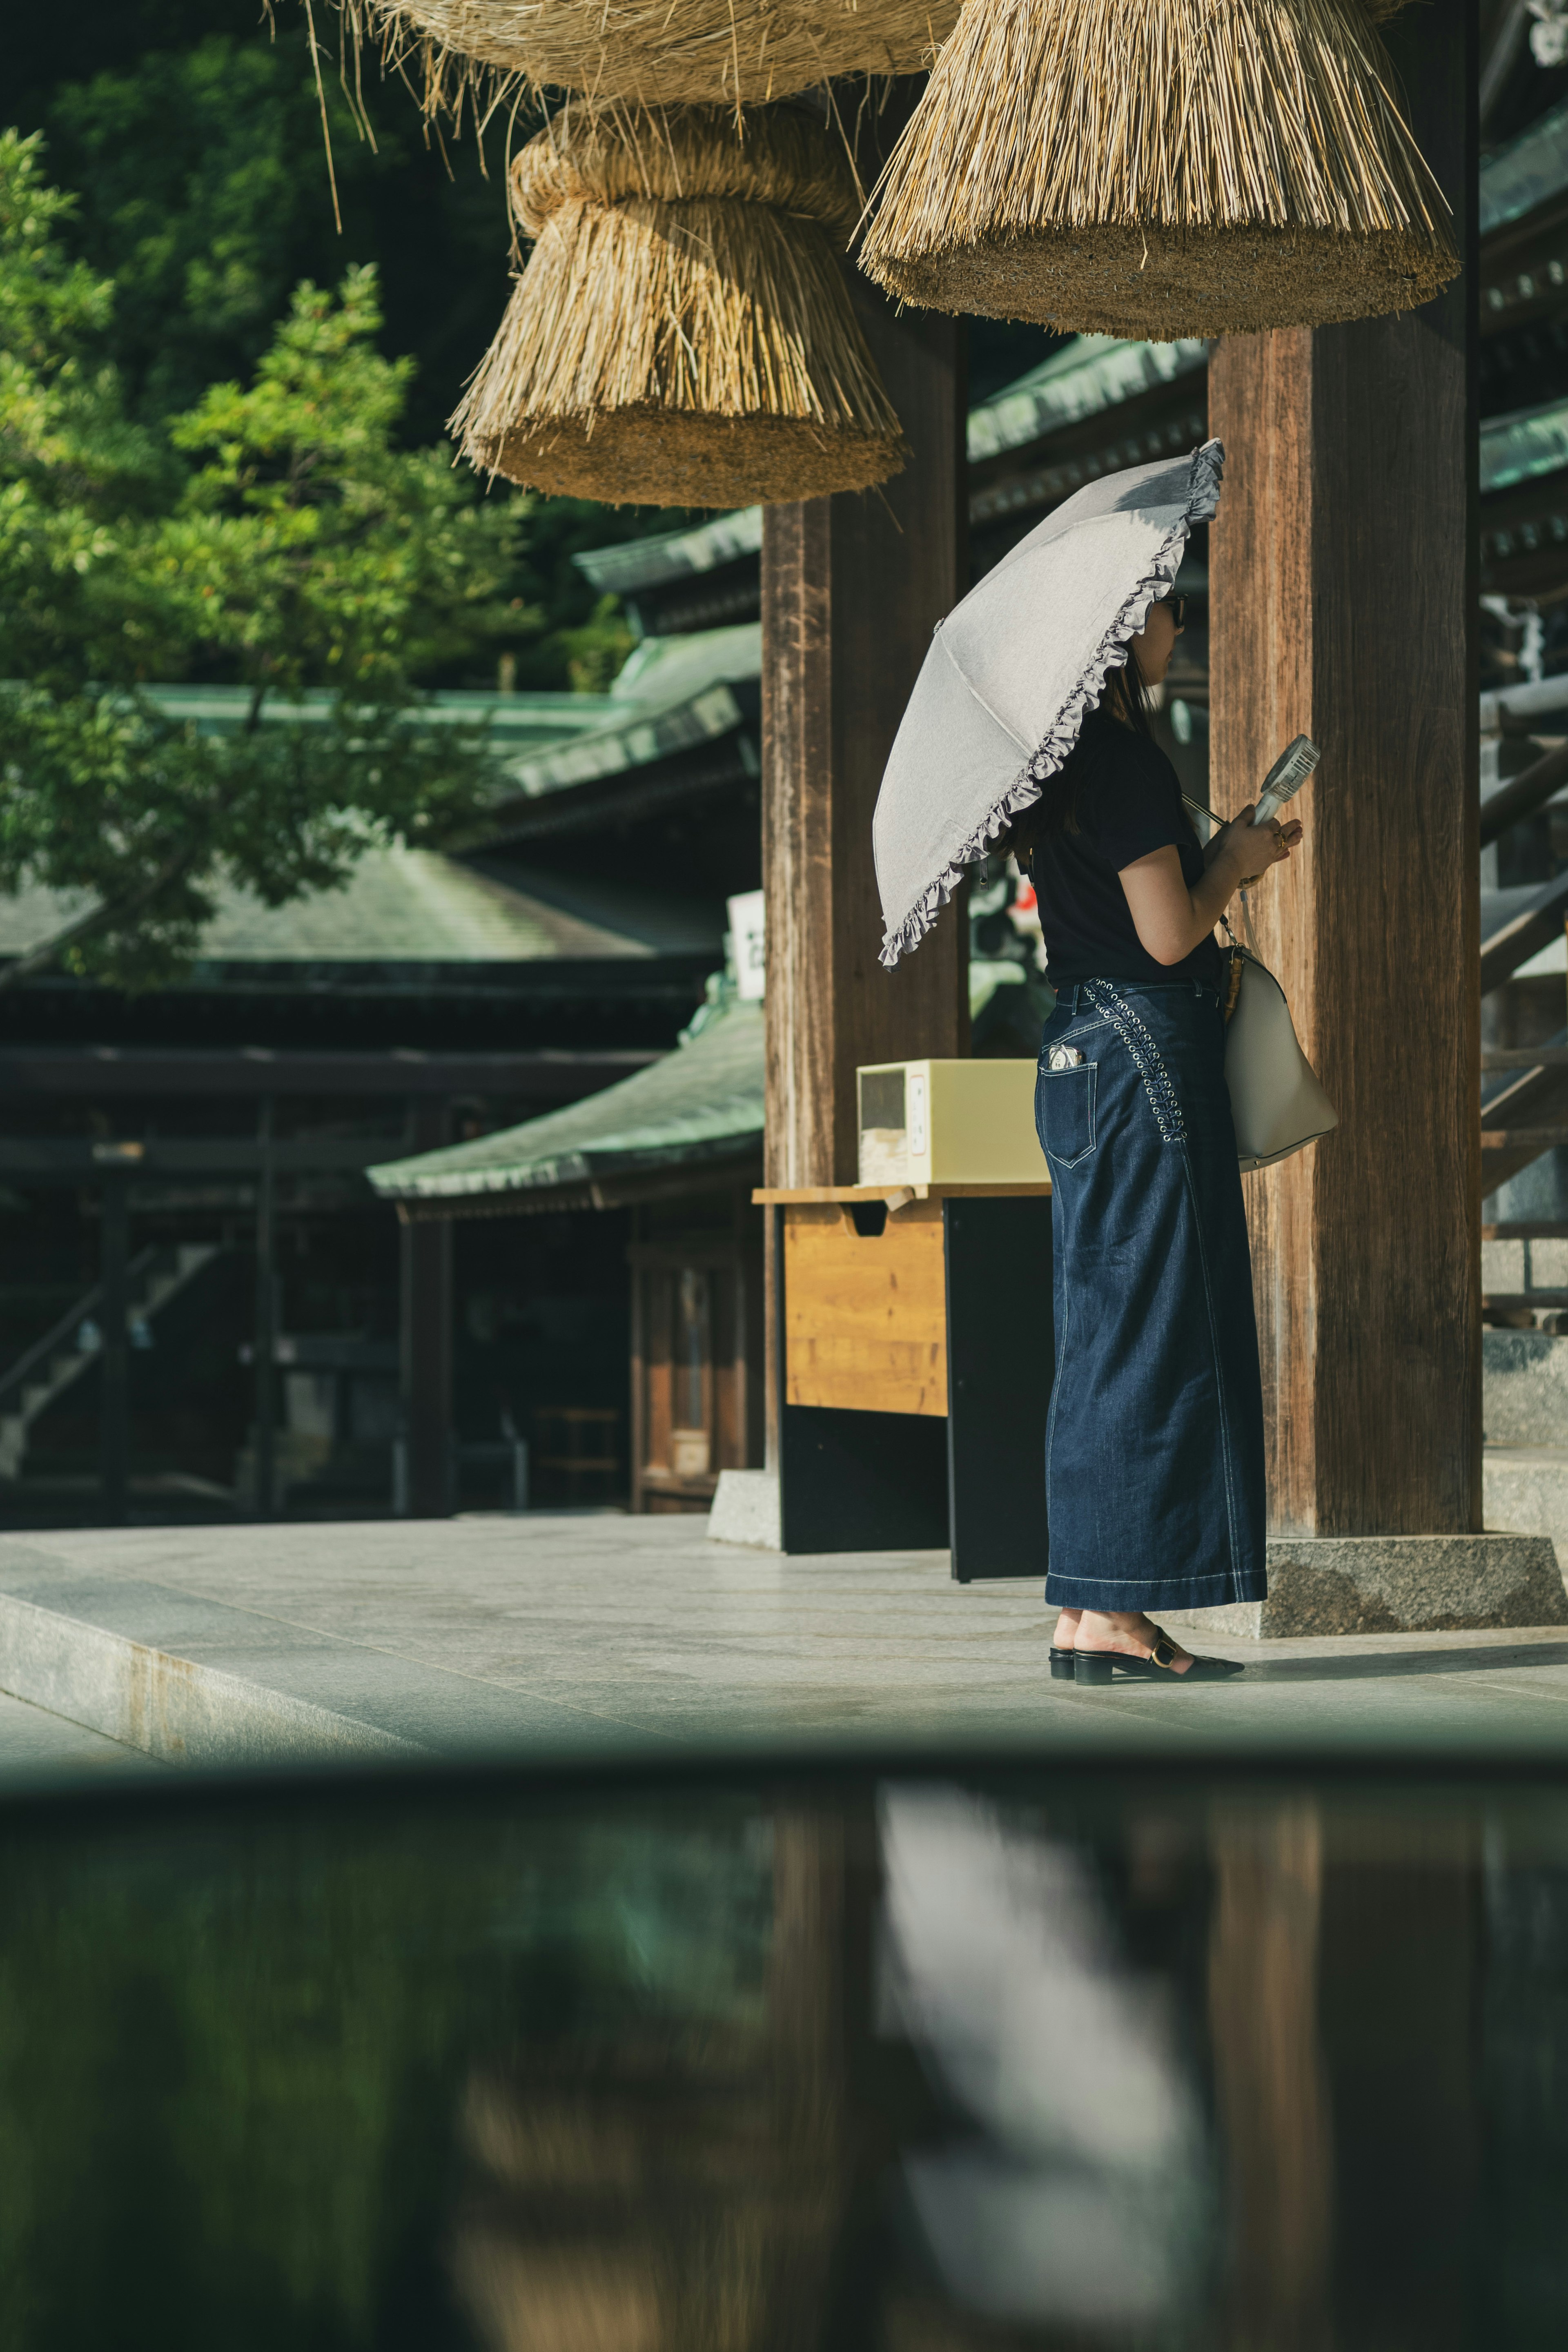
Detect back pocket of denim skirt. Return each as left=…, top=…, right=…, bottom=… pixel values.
left=1035, top=1061, right=1097, bottom=1168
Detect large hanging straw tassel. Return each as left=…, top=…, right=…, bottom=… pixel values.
left=352, top=0, right=959, bottom=109
left=452, top=105, right=908, bottom=506
left=859, top=0, right=1458, bottom=337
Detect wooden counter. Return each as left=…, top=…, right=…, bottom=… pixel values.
left=781, top=1196, right=948, bottom=1416
left=756, top=1182, right=1050, bottom=1422
left=753, top=1185, right=1054, bottom=1580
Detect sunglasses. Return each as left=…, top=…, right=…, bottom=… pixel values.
left=1162, top=594, right=1187, bottom=628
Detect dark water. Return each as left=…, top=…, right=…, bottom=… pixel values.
left=2, top=1762, right=1567, bottom=2350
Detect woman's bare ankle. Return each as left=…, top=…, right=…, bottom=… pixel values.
left=1076, top=1611, right=1138, bottom=1646
left=1075, top=1610, right=1190, bottom=1659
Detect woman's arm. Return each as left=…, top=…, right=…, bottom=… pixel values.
left=1118, top=805, right=1301, bottom=967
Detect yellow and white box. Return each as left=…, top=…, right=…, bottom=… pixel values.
left=856, top=1060, right=1043, bottom=1187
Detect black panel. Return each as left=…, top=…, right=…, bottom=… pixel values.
left=943, top=1196, right=1054, bottom=1584
left=779, top=1403, right=950, bottom=1556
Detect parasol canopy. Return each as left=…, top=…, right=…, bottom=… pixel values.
left=873, top=441, right=1223, bottom=968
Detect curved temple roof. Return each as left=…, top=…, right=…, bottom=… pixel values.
left=368, top=998, right=762, bottom=1210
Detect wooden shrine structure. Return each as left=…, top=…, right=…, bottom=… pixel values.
left=756, top=0, right=1516, bottom=1602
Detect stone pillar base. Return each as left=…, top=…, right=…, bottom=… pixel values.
left=707, top=1470, right=782, bottom=1551
left=1160, top=1534, right=1568, bottom=1640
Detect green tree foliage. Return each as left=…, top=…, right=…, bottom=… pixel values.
left=0, top=1791, right=771, bottom=2345
left=36, top=14, right=513, bottom=439
left=0, top=131, right=528, bottom=991
left=14, top=6, right=707, bottom=686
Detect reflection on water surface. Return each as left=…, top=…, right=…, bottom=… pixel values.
left=1, top=1768, right=1565, bottom=2349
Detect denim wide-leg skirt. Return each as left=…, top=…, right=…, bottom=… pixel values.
left=1035, top=977, right=1267, bottom=1611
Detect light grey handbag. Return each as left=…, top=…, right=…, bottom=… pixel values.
left=1222, top=939, right=1339, bottom=1172
left=1180, top=797, right=1338, bottom=1172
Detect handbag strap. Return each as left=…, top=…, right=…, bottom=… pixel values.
left=1182, top=793, right=1264, bottom=958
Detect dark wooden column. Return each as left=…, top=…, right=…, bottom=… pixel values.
left=762, top=287, right=969, bottom=1201
left=253, top=1095, right=278, bottom=1519
left=98, top=1176, right=130, bottom=1526
left=1208, top=1804, right=1333, bottom=2350
left=1207, top=0, right=1477, bottom=1537
left=399, top=1101, right=454, bottom=1517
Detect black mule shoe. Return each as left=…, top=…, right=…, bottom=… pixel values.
left=1074, top=1624, right=1245, bottom=1686
left=1049, top=1645, right=1077, bottom=1682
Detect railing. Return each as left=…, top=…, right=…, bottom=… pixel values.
left=0, top=1245, right=163, bottom=1412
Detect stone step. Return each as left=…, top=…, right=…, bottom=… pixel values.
left=1161, top=1531, right=1567, bottom=1641
left=1485, top=1328, right=1568, bottom=1444
left=1484, top=1443, right=1568, bottom=1560
left=0, top=1544, right=559, bottom=1768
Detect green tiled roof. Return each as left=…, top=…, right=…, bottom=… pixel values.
left=1482, top=396, right=1568, bottom=495
left=1481, top=97, right=1568, bottom=237
left=22, top=631, right=760, bottom=833
left=139, top=682, right=617, bottom=757
left=493, top=624, right=760, bottom=801
left=0, top=849, right=719, bottom=967
left=368, top=997, right=763, bottom=1203
left=575, top=509, right=763, bottom=595
left=965, top=334, right=1210, bottom=463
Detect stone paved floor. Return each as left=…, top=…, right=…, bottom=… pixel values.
left=7, top=1512, right=1568, bottom=1766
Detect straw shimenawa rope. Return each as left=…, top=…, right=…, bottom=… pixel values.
left=858, top=0, right=1458, bottom=337
left=350, top=0, right=959, bottom=110
left=451, top=104, right=908, bottom=505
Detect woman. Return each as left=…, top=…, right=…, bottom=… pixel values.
left=1013, top=595, right=1301, bottom=1683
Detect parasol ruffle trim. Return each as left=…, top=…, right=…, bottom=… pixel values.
left=878, top=437, right=1225, bottom=969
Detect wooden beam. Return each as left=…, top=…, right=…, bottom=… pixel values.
left=1479, top=870, right=1568, bottom=993
left=1477, top=739, right=1568, bottom=846
left=1207, top=0, right=1477, bottom=1537
left=98, top=1175, right=130, bottom=1527
left=1478, top=1062, right=1568, bottom=1187
left=761, top=298, right=967, bottom=1196
left=0, top=1047, right=662, bottom=1099
left=1481, top=1063, right=1568, bottom=1122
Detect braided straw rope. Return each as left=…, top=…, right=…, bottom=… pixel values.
left=858, top=0, right=1458, bottom=337
left=452, top=104, right=907, bottom=505
left=349, top=0, right=959, bottom=109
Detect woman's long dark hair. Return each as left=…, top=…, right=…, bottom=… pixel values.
left=1000, top=643, right=1155, bottom=864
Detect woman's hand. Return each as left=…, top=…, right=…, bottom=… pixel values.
left=1205, top=803, right=1303, bottom=883
left=1121, top=804, right=1302, bottom=967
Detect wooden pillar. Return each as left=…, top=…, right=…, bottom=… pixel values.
left=761, top=273, right=968, bottom=1468
left=253, top=1095, right=278, bottom=1520
left=1208, top=1804, right=1333, bottom=2350
left=762, top=296, right=968, bottom=1195
left=399, top=1102, right=454, bottom=1518
left=1316, top=1833, right=1481, bottom=2350
left=1207, top=0, right=1477, bottom=1537
left=98, top=1176, right=130, bottom=1526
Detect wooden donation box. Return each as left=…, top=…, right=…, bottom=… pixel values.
left=758, top=1060, right=1054, bottom=1580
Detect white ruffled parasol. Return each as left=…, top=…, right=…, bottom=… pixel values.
left=873, top=439, right=1224, bottom=967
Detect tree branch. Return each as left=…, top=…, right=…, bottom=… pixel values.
left=0, top=847, right=197, bottom=993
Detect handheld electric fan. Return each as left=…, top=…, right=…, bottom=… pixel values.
left=1253, top=734, right=1319, bottom=825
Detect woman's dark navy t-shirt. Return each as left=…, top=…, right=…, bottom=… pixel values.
left=1028, top=715, right=1223, bottom=992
